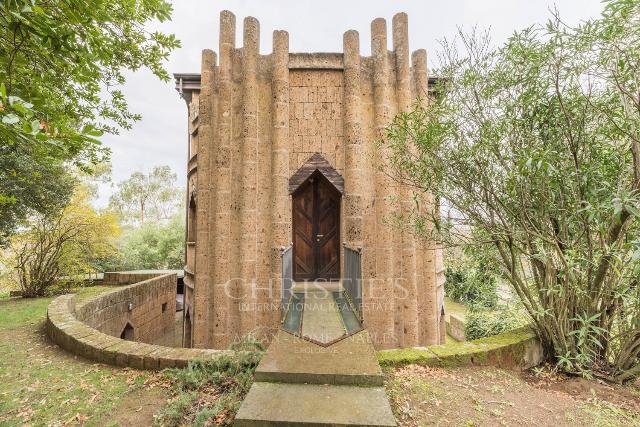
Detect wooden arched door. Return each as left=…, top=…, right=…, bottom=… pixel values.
left=292, top=171, right=341, bottom=281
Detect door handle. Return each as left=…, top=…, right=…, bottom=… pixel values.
left=316, top=234, right=324, bottom=242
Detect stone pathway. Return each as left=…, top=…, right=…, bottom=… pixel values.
left=235, top=284, right=396, bottom=426
left=300, top=290, right=347, bottom=343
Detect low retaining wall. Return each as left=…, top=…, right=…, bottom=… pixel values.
left=46, top=275, right=228, bottom=370
left=446, top=313, right=466, bottom=342
left=378, top=327, right=544, bottom=370
left=76, top=273, right=176, bottom=344
left=102, top=271, right=164, bottom=285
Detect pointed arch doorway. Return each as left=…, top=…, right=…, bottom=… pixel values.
left=289, top=154, right=343, bottom=282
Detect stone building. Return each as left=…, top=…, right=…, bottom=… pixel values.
left=174, top=11, right=445, bottom=350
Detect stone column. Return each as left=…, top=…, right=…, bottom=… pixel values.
left=412, top=48, right=438, bottom=345
left=393, top=12, right=418, bottom=347
left=270, top=30, right=290, bottom=329
left=343, top=30, right=363, bottom=250
left=239, top=16, right=260, bottom=336
left=192, top=49, right=216, bottom=348
left=212, top=10, right=235, bottom=348
left=371, top=18, right=396, bottom=348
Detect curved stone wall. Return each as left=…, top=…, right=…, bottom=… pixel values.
left=46, top=274, right=228, bottom=369
left=76, top=273, right=176, bottom=345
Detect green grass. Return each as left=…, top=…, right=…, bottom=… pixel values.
left=444, top=296, right=468, bottom=320
left=0, top=286, right=154, bottom=426
left=0, top=285, right=116, bottom=329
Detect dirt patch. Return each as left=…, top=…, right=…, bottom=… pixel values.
left=385, top=365, right=640, bottom=426
left=524, top=368, right=640, bottom=413
left=97, top=386, right=169, bottom=426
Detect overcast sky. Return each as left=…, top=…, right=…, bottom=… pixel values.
left=96, top=0, right=605, bottom=207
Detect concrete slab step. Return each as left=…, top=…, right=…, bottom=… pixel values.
left=234, top=382, right=397, bottom=426
left=255, top=330, right=383, bottom=386
left=291, top=280, right=343, bottom=293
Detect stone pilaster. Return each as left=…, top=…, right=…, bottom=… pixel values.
left=270, top=30, right=290, bottom=328
left=212, top=10, right=235, bottom=348
left=192, top=49, right=216, bottom=348
left=371, top=17, right=396, bottom=348
left=343, top=30, right=363, bottom=250
left=393, top=12, right=418, bottom=347
left=412, top=48, right=438, bottom=345
left=238, top=16, right=260, bottom=336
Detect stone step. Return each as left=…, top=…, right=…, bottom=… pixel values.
left=234, top=382, right=397, bottom=426
left=292, top=280, right=343, bottom=292
left=255, top=330, right=383, bottom=386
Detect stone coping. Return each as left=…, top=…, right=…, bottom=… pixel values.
left=378, top=327, right=544, bottom=370
left=46, top=276, right=230, bottom=370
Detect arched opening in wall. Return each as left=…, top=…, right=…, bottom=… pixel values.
left=187, top=193, right=197, bottom=243
left=120, top=322, right=135, bottom=341
left=183, top=307, right=193, bottom=348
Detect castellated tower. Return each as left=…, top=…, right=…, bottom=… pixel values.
left=175, top=11, right=445, bottom=350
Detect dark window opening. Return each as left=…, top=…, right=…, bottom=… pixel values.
left=184, top=309, right=193, bottom=348
left=187, top=194, right=197, bottom=242
left=120, top=322, right=135, bottom=341
left=162, top=302, right=168, bottom=313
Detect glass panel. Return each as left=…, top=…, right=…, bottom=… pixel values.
left=333, top=291, right=362, bottom=334
left=282, top=292, right=304, bottom=334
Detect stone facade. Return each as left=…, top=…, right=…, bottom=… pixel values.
left=175, top=11, right=445, bottom=350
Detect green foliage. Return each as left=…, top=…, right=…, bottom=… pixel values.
left=0, top=137, right=76, bottom=245
left=5, top=186, right=119, bottom=297
left=0, top=0, right=179, bottom=242
left=445, top=246, right=499, bottom=308
left=383, top=0, right=640, bottom=382
left=465, top=306, right=528, bottom=340
left=109, top=165, right=183, bottom=225
left=155, top=340, right=263, bottom=427
left=102, top=212, right=185, bottom=271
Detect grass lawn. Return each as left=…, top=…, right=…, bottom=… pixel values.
left=444, top=296, right=467, bottom=321
left=0, top=286, right=168, bottom=426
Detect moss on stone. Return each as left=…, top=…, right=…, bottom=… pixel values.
left=378, top=326, right=541, bottom=369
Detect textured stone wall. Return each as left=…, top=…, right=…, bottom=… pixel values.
left=102, top=272, right=161, bottom=286
left=76, top=273, right=176, bottom=345
left=46, top=289, right=229, bottom=370
left=185, top=10, right=446, bottom=350
left=289, top=70, right=344, bottom=174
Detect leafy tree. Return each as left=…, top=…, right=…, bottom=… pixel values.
left=7, top=187, right=120, bottom=297
left=102, top=213, right=185, bottom=271
left=109, top=165, right=183, bottom=225
left=0, top=0, right=179, bottom=243
left=384, top=0, right=640, bottom=382
left=0, top=148, right=75, bottom=245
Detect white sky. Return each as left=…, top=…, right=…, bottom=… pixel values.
left=96, top=0, right=605, bottom=207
